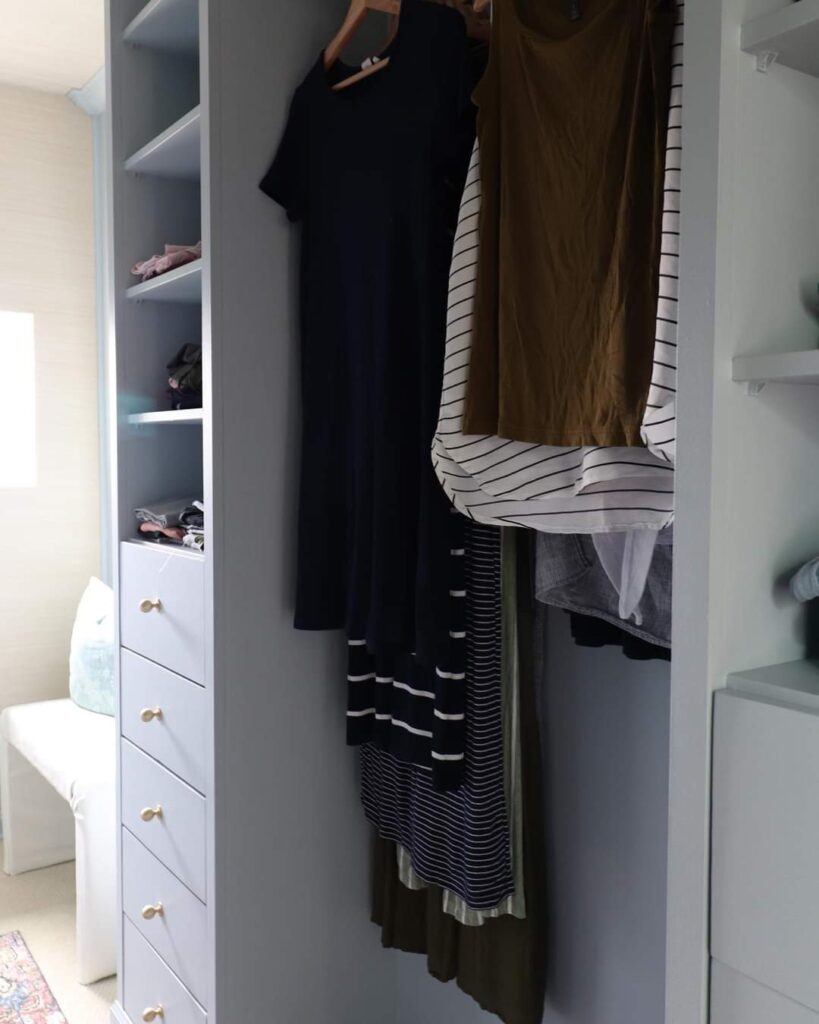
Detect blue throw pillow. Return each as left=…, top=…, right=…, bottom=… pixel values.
left=69, top=577, right=115, bottom=717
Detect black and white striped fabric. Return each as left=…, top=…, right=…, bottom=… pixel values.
left=346, top=511, right=469, bottom=792
left=360, top=520, right=513, bottom=910
left=431, top=4, right=683, bottom=532
left=640, top=2, right=683, bottom=464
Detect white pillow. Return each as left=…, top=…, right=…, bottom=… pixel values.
left=69, top=577, right=115, bottom=717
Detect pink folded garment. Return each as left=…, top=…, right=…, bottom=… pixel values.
left=131, top=242, right=202, bottom=282
left=139, top=522, right=186, bottom=542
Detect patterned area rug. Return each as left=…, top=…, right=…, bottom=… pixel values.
left=0, top=932, right=66, bottom=1024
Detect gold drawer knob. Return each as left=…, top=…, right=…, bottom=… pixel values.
left=140, top=707, right=163, bottom=723
left=139, top=598, right=162, bottom=614
left=143, top=1007, right=164, bottom=1022
left=142, top=902, right=164, bottom=920
left=140, top=805, right=163, bottom=822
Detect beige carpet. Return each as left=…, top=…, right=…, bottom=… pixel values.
left=0, top=843, right=116, bottom=1024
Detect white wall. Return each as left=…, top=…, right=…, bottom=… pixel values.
left=0, top=84, right=100, bottom=711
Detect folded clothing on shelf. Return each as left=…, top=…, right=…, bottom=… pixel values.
left=791, top=556, right=819, bottom=603
left=139, top=522, right=185, bottom=542
left=183, top=529, right=205, bottom=552
left=131, top=242, right=202, bottom=282
left=167, top=344, right=202, bottom=411
left=136, top=499, right=206, bottom=552
left=135, top=498, right=199, bottom=529
left=179, top=503, right=204, bottom=530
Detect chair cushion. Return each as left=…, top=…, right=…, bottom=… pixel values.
left=0, top=699, right=114, bottom=805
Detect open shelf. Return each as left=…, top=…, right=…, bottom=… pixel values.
left=733, top=348, right=819, bottom=390
left=127, top=259, right=202, bottom=303
left=125, top=106, right=201, bottom=179
left=124, top=537, right=204, bottom=559
left=123, top=0, right=199, bottom=52
left=727, top=660, right=819, bottom=713
left=128, top=408, right=203, bottom=426
left=741, top=0, right=819, bottom=77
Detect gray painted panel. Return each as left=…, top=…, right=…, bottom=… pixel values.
left=204, top=0, right=397, bottom=1021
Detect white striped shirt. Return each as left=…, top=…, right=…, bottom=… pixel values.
left=431, top=5, right=683, bottom=534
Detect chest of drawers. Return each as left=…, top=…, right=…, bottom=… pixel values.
left=118, top=543, right=209, bottom=1023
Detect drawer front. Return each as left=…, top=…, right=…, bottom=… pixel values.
left=121, top=741, right=206, bottom=901
left=121, top=650, right=207, bottom=794
left=120, top=543, right=205, bottom=684
left=712, top=691, right=819, bottom=1013
left=123, top=829, right=207, bottom=1005
left=124, top=917, right=206, bottom=1024
left=711, top=960, right=819, bottom=1024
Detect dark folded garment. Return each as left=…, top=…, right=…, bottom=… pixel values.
left=179, top=504, right=204, bottom=530
left=167, top=344, right=203, bottom=410
left=169, top=391, right=203, bottom=411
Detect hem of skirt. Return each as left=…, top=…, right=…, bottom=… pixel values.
left=373, top=938, right=537, bottom=1024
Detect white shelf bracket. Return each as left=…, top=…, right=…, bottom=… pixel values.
left=755, top=50, right=778, bottom=73
left=745, top=380, right=767, bottom=397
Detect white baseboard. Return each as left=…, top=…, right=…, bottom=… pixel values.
left=110, top=1001, right=131, bottom=1024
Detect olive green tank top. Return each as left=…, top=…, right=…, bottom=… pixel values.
left=463, top=0, right=676, bottom=448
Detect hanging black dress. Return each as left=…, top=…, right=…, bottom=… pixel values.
left=262, top=4, right=476, bottom=682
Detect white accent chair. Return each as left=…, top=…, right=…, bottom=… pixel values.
left=0, top=698, right=116, bottom=983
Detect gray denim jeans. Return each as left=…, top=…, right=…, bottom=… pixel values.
left=534, top=533, right=672, bottom=649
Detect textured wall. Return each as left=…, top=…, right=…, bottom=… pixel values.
left=0, top=84, right=99, bottom=712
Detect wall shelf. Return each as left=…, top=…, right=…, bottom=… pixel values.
left=727, top=660, right=819, bottom=713
left=125, top=106, right=201, bottom=179
left=732, top=348, right=819, bottom=392
left=741, top=0, right=819, bottom=77
left=123, top=0, right=199, bottom=52
left=127, top=408, right=203, bottom=426
left=126, top=259, right=202, bottom=303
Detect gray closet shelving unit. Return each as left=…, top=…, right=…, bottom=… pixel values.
left=106, top=1, right=396, bottom=1022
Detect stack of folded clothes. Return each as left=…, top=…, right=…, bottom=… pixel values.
left=135, top=498, right=205, bottom=551
left=131, top=242, right=202, bottom=282
left=180, top=501, right=205, bottom=552
left=167, top=344, right=203, bottom=410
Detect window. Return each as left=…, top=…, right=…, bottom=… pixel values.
left=0, top=311, right=36, bottom=488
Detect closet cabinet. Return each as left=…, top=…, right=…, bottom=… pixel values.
left=671, top=0, right=819, bottom=1022
left=106, top=1, right=396, bottom=1022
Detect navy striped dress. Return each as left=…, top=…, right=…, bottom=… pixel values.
left=346, top=510, right=469, bottom=791
left=360, top=520, right=513, bottom=910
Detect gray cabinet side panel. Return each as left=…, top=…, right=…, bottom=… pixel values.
left=204, top=1, right=397, bottom=1021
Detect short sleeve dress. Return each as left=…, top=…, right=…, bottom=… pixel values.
left=261, top=3, right=476, bottom=668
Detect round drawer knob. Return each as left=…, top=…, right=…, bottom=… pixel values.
left=142, top=1007, right=164, bottom=1022
left=139, top=598, right=162, bottom=614
left=140, top=707, right=163, bottom=723
left=140, top=805, right=163, bottom=822
left=142, top=902, right=164, bottom=920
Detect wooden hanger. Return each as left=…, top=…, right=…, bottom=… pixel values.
left=325, top=0, right=401, bottom=93
left=426, top=0, right=491, bottom=40
left=449, top=0, right=492, bottom=40
left=325, top=0, right=491, bottom=93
